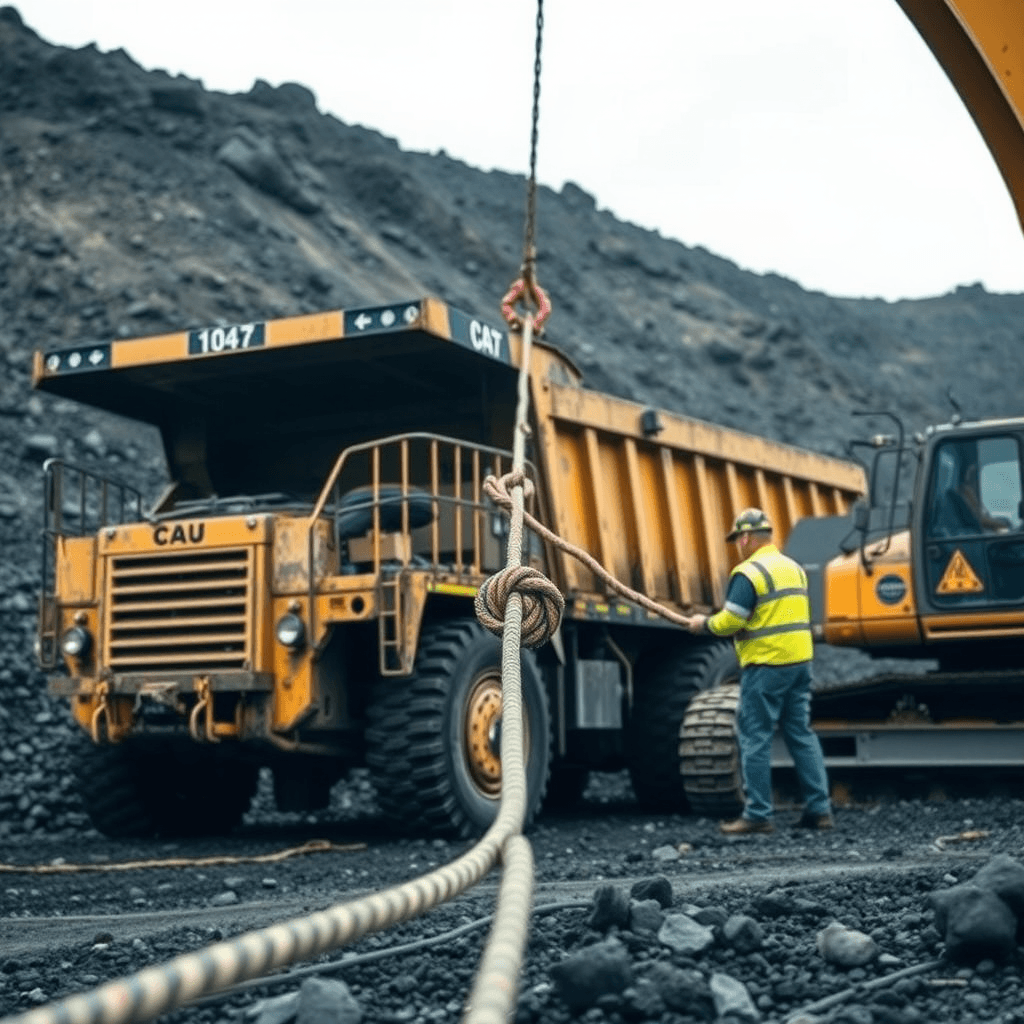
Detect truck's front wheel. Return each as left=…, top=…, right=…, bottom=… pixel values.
left=366, top=619, right=551, bottom=838
left=72, top=737, right=258, bottom=838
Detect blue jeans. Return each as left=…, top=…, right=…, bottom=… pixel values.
left=737, top=661, right=831, bottom=822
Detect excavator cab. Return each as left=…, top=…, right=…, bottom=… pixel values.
left=916, top=430, right=1024, bottom=621
left=790, top=414, right=1024, bottom=670
left=780, top=417, right=1024, bottom=795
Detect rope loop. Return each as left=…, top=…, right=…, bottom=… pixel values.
left=475, top=565, right=564, bottom=649
left=483, top=470, right=534, bottom=510
left=500, top=275, right=552, bottom=333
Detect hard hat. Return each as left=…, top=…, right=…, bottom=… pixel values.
left=726, top=507, right=772, bottom=542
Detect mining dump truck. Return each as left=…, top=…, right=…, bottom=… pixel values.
left=34, top=296, right=864, bottom=838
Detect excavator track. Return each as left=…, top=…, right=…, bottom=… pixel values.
left=679, top=684, right=744, bottom=819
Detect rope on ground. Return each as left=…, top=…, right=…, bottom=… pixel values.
left=189, top=899, right=591, bottom=1008
left=0, top=839, right=364, bottom=875
left=1, top=833, right=508, bottom=1024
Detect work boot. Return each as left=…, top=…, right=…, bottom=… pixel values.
left=793, top=812, right=835, bottom=830
left=719, top=817, right=774, bottom=835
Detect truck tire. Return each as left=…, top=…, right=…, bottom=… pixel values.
left=626, top=640, right=738, bottom=812
left=365, top=619, right=551, bottom=838
left=72, top=737, right=258, bottom=838
left=72, top=737, right=155, bottom=838
left=148, top=752, right=259, bottom=837
left=680, top=684, right=745, bottom=818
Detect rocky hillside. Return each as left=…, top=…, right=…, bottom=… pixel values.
left=1, top=5, right=1022, bottom=834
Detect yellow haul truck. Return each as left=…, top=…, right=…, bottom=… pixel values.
left=34, top=296, right=864, bottom=838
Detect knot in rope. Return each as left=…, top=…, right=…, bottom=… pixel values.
left=484, top=470, right=534, bottom=510
left=475, top=565, right=564, bottom=649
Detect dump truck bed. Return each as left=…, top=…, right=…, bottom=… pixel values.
left=524, top=344, right=866, bottom=616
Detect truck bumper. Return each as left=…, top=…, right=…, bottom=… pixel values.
left=48, top=671, right=275, bottom=698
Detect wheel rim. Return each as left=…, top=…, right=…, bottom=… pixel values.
left=464, top=670, right=503, bottom=797
left=462, top=669, right=530, bottom=798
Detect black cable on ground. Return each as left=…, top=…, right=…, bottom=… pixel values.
left=780, top=958, right=943, bottom=1023
left=190, top=899, right=592, bottom=1008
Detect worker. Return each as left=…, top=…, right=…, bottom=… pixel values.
left=929, top=446, right=1010, bottom=537
left=684, top=507, right=833, bottom=835
left=958, top=461, right=1010, bottom=533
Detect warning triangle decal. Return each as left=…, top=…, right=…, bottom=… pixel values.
left=936, top=549, right=984, bottom=594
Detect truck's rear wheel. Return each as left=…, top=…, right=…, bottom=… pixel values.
left=543, top=763, right=590, bottom=811
left=626, top=640, right=737, bottom=812
left=72, top=737, right=258, bottom=838
left=365, top=619, right=551, bottom=838
left=680, top=684, right=745, bottom=818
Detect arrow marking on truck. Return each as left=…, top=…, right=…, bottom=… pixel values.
left=43, top=344, right=111, bottom=373
left=346, top=304, right=421, bottom=334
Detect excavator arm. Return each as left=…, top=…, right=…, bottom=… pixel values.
left=896, top=0, right=1024, bottom=239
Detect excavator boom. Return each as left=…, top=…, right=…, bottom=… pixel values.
left=896, top=0, right=1024, bottom=239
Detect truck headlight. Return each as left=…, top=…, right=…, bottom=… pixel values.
left=60, top=626, right=92, bottom=658
left=275, top=613, right=305, bottom=649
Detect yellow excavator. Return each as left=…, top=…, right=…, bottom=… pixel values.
left=896, top=0, right=1024, bottom=240
left=682, top=0, right=1024, bottom=814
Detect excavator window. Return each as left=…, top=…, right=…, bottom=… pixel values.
left=922, top=435, right=1024, bottom=608
left=925, top=439, right=1020, bottom=539
left=977, top=438, right=1024, bottom=530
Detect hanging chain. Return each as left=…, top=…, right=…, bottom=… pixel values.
left=501, top=0, right=551, bottom=333
left=522, top=0, right=543, bottom=279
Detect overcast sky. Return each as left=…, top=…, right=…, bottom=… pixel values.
left=12, top=0, right=1024, bottom=301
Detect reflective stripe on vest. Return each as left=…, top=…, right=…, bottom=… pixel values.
left=732, top=545, right=812, bottom=666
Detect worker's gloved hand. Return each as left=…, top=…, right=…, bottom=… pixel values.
left=686, top=614, right=707, bottom=634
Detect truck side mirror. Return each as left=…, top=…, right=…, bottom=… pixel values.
left=852, top=499, right=869, bottom=532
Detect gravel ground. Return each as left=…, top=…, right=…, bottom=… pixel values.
left=2, top=777, right=1024, bottom=1024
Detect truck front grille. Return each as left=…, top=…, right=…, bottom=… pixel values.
left=106, top=548, right=252, bottom=672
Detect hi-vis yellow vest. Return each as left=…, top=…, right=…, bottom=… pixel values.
left=708, top=543, right=813, bottom=667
